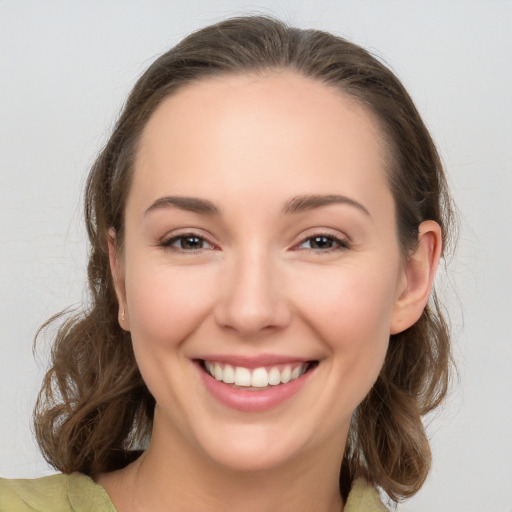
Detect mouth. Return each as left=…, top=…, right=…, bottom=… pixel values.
left=199, top=359, right=318, bottom=391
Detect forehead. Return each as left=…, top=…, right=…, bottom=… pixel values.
left=131, top=71, right=392, bottom=217
left=137, top=70, right=386, bottom=156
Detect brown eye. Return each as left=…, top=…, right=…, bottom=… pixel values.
left=297, top=235, right=349, bottom=251
left=161, top=234, right=214, bottom=252
left=177, top=236, right=205, bottom=250
left=308, top=236, right=335, bottom=249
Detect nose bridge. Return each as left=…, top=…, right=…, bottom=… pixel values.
left=215, top=241, right=290, bottom=335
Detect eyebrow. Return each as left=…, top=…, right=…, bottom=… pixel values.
left=283, top=194, right=371, bottom=217
left=145, top=196, right=221, bottom=216
left=144, top=193, right=370, bottom=218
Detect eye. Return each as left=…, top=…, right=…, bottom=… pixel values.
left=296, top=234, right=349, bottom=252
left=161, top=233, right=215, bottom=252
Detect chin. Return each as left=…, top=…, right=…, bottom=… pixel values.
left=204, top=443, right=301, bottom=474
left=192, top=422, right=310, bottom=474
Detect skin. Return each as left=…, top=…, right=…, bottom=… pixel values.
left=101, top=71, right=441, bottom=512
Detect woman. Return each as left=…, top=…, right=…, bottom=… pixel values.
left=0, top=16, right=453, bottom=511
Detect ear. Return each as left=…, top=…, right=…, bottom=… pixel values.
left=390, top=220, right=442, bottom=335
left=108, top=228, right=130, bottom=331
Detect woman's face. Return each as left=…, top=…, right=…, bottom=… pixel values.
left=114, top=72, right=412, bottom=472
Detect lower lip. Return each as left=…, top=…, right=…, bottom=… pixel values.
left=197, top=364, right=315, bottom=413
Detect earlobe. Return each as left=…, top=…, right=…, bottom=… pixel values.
left=107, top=228, right=130, bottom=331
left=390, top=221, right=442, bottom=335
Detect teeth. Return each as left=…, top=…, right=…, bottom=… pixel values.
left=214, top=363, right=223, bottom=381
left=251, top=368, right=268, bottom=388
left=291, top=366, right=302, bottom=380
left=280, top=366, right=292, bottom=384
left=234, top=367, right=251, bottom=386
left=223, top=364, right=235, bottom=384
left=205, top=361, right=309, bottom=388
left=268, top=367, right=281, bottom=386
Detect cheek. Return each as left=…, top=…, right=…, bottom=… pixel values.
left=124, top=261, right=216, bottom=348
left=291, top=262, right=398, bottom=399
left=294, top=262, right=398, bottom=344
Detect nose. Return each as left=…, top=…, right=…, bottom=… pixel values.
left=213, top=247, right=292, bottom=337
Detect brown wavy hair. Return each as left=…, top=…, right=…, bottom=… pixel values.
left=34, top=15, right=454, bottom=502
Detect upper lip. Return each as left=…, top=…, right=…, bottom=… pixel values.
left=194, top=354, right=315, bottom=369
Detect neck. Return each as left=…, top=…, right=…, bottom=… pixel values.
left=101, top=411, right=348, bottom=512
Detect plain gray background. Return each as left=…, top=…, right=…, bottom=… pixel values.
left=1, top=1, right=511, bottom=510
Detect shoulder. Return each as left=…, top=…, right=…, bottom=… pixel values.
left=344, top=478, right=389, bottom=512
left=0, top=473, right=70, bottom=512
left=0, top=472, right=118, bottom=512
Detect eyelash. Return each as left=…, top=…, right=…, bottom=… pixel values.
left=160, top=233, right=217, bottom=253
left=159, top=232, right=350, bottom=254
left=294, top=233, right=350, bottom=253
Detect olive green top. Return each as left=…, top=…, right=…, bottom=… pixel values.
left=0, top=472, right=387, bottom=511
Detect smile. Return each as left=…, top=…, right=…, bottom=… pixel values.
left=196, top=357, right=318, bottom=412
left=202, top=360, right=312, bottom=389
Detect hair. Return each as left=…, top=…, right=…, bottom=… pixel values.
left=34, top=15, right=454, bottom=503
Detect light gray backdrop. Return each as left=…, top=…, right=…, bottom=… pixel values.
left=1, top=1, right=511, bottom=511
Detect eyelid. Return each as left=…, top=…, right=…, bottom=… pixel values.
left=159, top=229, right=218, bottom=252
left=291, top=230, right=351, bottom=252
left=157, top=227, right=350, bottom=253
